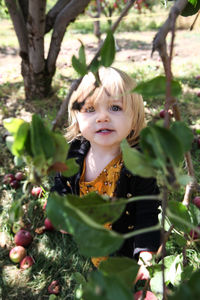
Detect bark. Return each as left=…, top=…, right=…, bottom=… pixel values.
left=19, top=0, right=28, bottom=23
left=5, top=0, right=28, bottom=57
left=27, top=0, right=46, bottom=73
left=47, top=0, right=91, bottom=74
left=45, top=0, right=71, bottom=34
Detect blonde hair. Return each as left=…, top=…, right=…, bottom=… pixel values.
left=66, top=67, right=145, bottom=146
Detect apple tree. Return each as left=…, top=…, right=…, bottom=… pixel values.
left=3, top=0, right=92, bottom=100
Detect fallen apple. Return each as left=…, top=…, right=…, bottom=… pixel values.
left=44, top=218, right=55, bottom=231
left=193, top=196, right=200, bottom=209
left=197, top=92, right=200, bottom=97
left=9, top=246, right=26, bottom=263
left=10, top=179, right=20, bottom=189
left=31, top=186, right=43, bottom=198
left=3, top=174, right=15, bottom=184
left=14, top=229, right=33, bottom=247
left=15, top=171, right=24, bottom=181
left=48, top=280, right=60, bottom=295
left=134, top=290, right=158, bottom=300
left=12, top=222, right=22, bottom=234
left=20, top=256, right=34, bottom=270
left=159, top=109, right=165, bottom=119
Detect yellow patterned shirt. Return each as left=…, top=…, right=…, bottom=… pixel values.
left=79, top=154, right=123, bottom=267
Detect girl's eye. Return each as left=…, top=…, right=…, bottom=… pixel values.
left=84, top=106, right=95, bottom=113
left=110, top=105, right=122, bottom=112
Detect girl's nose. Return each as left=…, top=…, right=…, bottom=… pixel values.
left=96, top=110, right=110, bottom=123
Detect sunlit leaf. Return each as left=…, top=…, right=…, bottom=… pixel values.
left=133, top=76, right=182, bottom=98
left=100, top=30, right=115, bottom=67
left=12, top=122, right=30, bottom=156
left=167, top=201, right=192, bottom=233
left=3, top=118, right=25, bottom=135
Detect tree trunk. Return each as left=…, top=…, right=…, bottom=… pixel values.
left=21, top=59, right=53, bottom=100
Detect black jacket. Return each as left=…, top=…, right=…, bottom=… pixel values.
left=51, top=138, right=161, bottom=259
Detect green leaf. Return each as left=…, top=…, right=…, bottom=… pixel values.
left=72, top=55, right=88, bottom=76
left=12, top=122, right=30, bottom=156
left=30, top=114, right=55, bottom=160
left=89, top=58, right=101, bottom=74
left=100, top=30, right=115, bottom=67
left=171, top=122, right=193, bottom=153
left=133, top=76, right=182, bottom=98
left=121, top=139, right=156, bottom=178
left=82, top=271, right=133, bottom=300
left=167, top=201, right=192, bottom=233
left=52, top=132, right=70, bottom=163
left=141, top=125, right=184, bottom=167
left=78, top=42, right=86, bottom=66
left=188, top=203, right=200, bottom=227
left=168, top=270, right=200, bottom=300
left=47, top=193, right=124, bottom=257
left=3, top=118, right=25, bottom=135
left=181, top=0, right=200, bottom=17
left=66, top=193, right=125, bottom=225
left=62, top=158, right=79, bottom=177
left=99, top=257, right=139, bottom=288
left=71, top=272, right=87, bottom=285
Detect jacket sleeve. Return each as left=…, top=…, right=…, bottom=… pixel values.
left=132, top=176, right=161, bottom=258
left=50, top=173, right=72, bottom=195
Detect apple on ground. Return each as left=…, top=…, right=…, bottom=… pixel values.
left=12, top=222, right=22, bottom=234
left=15, top=171, right=24, bottom=181
left=31, top=186, right=43, bottom=198
left=48, top=280, right=60, bottom=295
left=20, top=256, right=34, bottom=270
left=134, top=290, right=158, bottom=300
left=10, top=179, right=20, bottom=189
left=197, top=92, right=200, bottom=97
left=3, top=174, right=15, bottom=184
left=9, top=246, right=26, bottom=263
left=193, top=196, right=200, bottom=208
left=44, top=218, right=55, bottom=231
left=195, top=75, right=200, bottom=80
left=14, top=229, right=33, bottom=247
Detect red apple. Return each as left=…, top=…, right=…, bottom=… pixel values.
left=193, top=196, right=200, bottom=209
left=20, top=256, right=34, bottom=270
left=3, top=174, right=15, bottom=184
left=31, top=187, right=43, bottom=198
left=134, top=290, right=158, bottom=300
left=9, top=246, right=26, bottom=263
left=10, top=179, right=20, bottom=189
left=48, top=280, right=60, bottom=295
left=195, top=75, right=200, bottom=80
left=15, top=172, right=24, bottom=181
left=44, top=218, right=55, bottom=231
left=14, top=229, right=33, bottom=247
left=159, top=110, right=165, bottom=118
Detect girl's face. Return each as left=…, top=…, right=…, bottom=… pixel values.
left=76, top=95, right=133, bottom=151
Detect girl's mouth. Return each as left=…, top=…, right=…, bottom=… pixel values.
left=96, top=129, right=114, bottom=134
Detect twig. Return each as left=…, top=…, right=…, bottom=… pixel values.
left=52, top=0, right=136, bottom=130
left=190, top=10, right=200, bottom=31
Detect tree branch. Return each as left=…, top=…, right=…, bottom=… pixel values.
left=5, top=0, right=28, bottom=57
left=27, top=0, right=46, bottom=73
left=52, top=0, right=136, bottom=130
left=45, top=0, right=71, bottom=34
left=47, top=0, right=91, bottom=75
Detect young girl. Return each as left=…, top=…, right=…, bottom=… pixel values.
left=52, top=67, right=160, bottom=277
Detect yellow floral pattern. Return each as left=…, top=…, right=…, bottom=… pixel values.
left=79, top=154, right=123, bottom=268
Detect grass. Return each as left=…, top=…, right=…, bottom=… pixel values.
left=1, top=6, right=200, bottom=299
